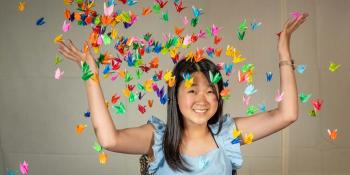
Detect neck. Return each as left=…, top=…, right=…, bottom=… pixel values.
left=183, top=123, right=210, bottom=139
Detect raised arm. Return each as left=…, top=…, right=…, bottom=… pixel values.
left=57, top=40, right=154, bottom=154
left=234, top=13, right=309, bottom=144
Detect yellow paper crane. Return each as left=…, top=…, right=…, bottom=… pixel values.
left=18, top=1, right=26, bottom=12
left=99, top=152, right=108, bottom=165
left=144, top=79, right=154, bottom=92
left=232, top=128, right=241, bottom=139
left=226, top=45, right=246, bottom=63
left=243, top=132, right=254, bottom=144
left=54, top=34, right=63, bottom=43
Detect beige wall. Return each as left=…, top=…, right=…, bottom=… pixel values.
left=1, top=0, right=349, bottom=174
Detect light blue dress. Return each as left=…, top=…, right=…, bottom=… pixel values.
left=147, top=113, right=243, bottom=175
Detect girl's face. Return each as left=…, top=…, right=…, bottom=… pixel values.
left=177, top=72, right=219, bottom=127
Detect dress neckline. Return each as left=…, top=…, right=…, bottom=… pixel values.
left=182, top=147, right=220, bottom=159
left=182, top=125, right=220, bottom=159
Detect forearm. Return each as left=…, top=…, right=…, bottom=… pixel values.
left=277, top=53, right=299, bottom=121
left=85, top=75, right=118, bottom=147
left=58, top=40, right=119, bottom=147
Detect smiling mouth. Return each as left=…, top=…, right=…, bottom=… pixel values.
left=193, top=109, right=208, bottom=113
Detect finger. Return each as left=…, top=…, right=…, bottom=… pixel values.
left=83, top=41, right=92, bottom=54
left=58, top=41, right=72, bottom=51
left=58, top=44, right=71, bottom=55
left=58, top=44, right=81, bottom=60
left=68, top=40, right=85, bottom=58
left=285, top=12, right=308, bottom=29
left=59, top=41, right=83, bottom=59
left=288, top=12, right=307, bottom=28
left=290, top=16, right=307, bottom=32
left=292, top=18, right=306, bottom=32
left=57, top=41, right=68, bottom=50
left=302, top=13, right=309, bottom=18
left=59, top=42, right=79, bottom=59
left=64, top=41, right=82, bottom=59
left=297, top=13, right=308, bottom=22
left=68, top=39, right=81, bottom=53
left=58, top=48, right=77, bottom=61
left=83, top=41, right=94, bottom=58
left=287, top=13, right=306, bottom=31
left=283, top=17, right=293, bottom=29
left=288, top=16, right=301, bottom=29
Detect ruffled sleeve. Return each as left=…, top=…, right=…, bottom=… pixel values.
left=147, top=116, right=166, bottom=174
left=209, top=113, right=243, bottom=170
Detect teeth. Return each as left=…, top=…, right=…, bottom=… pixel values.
left=193, top=109, right=208, bottom=113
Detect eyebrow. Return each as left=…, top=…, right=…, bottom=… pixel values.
left=189, top=83, right=211, bottom=87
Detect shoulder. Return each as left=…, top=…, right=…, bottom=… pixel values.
left=209, top=113, right=237, bottom=135
left=147, top=115, right=166, bottom=132
left=209, top=113, right=243, bottom=169
left=146, top=116, right=166, bottom=173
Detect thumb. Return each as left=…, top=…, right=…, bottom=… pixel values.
left=83, top=41, right=96, bottom=63
left=82, top=41, right=98, bottom=70
left=83, top=41, right=93, bottom=56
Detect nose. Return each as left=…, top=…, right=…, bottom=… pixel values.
left=194, top=92, right=209, bottom=105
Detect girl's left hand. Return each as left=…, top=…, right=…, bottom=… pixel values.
left=278, top=13, right=309, bottom=58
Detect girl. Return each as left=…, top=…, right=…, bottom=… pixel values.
left=57, top=13, right=308, bottom=174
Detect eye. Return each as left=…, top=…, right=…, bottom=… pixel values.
left=188, top=90, right=195, bottom=93
left=207, top=88, right=215, bottom=93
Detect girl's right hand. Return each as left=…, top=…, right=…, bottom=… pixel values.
left=57, top=40, right=98, bottom=73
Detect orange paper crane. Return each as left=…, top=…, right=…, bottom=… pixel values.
left=141, top=7, right=152, bottom=16
left=220, top=88, right=230, bottom=98
left=148, top=99, right=153, bottom=108
left=214, top=35, right=222, bottom=45
left=327, top=129, right=337, bottom=140
left=63, top=0, right=73, bottom=5
left=75, top=124, right=87, bottom=134
left=150, top=57, right=159, bottom=68
left=175, top=27, right=185, bottom=36
left=215, top=48, right=222, bottom=57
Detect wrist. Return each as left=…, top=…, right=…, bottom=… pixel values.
left=278, top=47, right=291, bottom=60
left=279, top=59, right=295, bottom=70
left=278, top=53, right=291, bottom=61
left=86, top=77, right=100, bottom=85
left=80, top=60, right=99, bottom=72
left=85, top=72, right=100, bottom=85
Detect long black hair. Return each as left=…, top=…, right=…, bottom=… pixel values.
left=163, top=58, right=225, bottom=172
